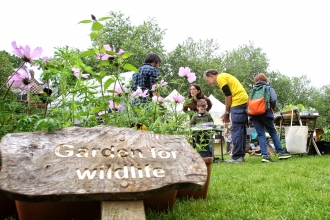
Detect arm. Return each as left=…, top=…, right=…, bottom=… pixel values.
left=220, top=84, right=232, bottom=123
left=149, top=67, right=160, bottom=96
left=221, top=95, right=232, bottom=123
left=269, top=87, right=277, bottom=110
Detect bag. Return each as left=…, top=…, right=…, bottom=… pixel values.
left=285, top=110, right=308, bottom=154
left=247, top=85, right=270, bottom=116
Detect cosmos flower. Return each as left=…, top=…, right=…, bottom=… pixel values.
left=11, top=41, right=43, bottom=63
left=151, top=80, right=168, bottom=91
left=7, top=67, right=33, bottom=94
left=109, top=100, right=124, bottom=111
left=172, top=95, right=185, bottom=103
left=131, top=87, right=148, bottom=98
left=152, top=96, right=164, bottom=103
left=98, top=44, right=125, bottom=60
left=178, top=67, right=196, bottom=83
left=72, top=68, right=90, bottom=79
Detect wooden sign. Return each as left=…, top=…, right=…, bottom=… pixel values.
left=0, top=126, right=207, bottom=202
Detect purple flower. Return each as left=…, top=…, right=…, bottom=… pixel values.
left=178, top=67, right=196, bottom=83
left=152, top=80, right=168, bottom=91
left=11, top=41, right=43, bottom=63
left=152, top=96, right=164, bottom=103
left=172, top=96, right=185, bottom=103
left=72, top=68, right=90, bottom=79
left=98, top=44, right=125, bottom=60
left=7, top=67, right=33, bottom=94
left=109, top=100, right=124, bottom=111
left=131, top=87, right=148, bottom=98
left=91, top=14, right=97, bottom=21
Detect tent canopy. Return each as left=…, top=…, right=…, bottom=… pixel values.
left=208, top=94, right=225, bottom=125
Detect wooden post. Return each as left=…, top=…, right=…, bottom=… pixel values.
left=101, top=201, right=145, bottom=220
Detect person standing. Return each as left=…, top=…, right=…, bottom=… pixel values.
left=249, top=73, right=291, bottom=162
left=225, top=130, right=232, bottom=155
left=204, top=69, right=248, bottom=163
left=131, top=53, right=162, bottom=103
left=183, top=84, right=212, bottom=113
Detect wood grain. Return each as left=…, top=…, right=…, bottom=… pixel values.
left=0, top=126, right=207, bottom=202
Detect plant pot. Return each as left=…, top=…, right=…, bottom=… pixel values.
left=176, top=157, right=213, bottom=199
left=15, top=200, right=101, bottom=220
left=143, top=190, right=177, bottom=212
left=0, top=166, right=18, bottom=219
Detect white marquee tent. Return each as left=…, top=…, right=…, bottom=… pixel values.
left=208, top=94, right=225, bottom=125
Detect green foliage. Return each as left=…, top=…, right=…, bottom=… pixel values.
left=221, top=41, right=269, bottom=90
left=320, top=127, right=330, bottom=141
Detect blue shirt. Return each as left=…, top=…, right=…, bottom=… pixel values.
left=131, top=63, right=159, bottom=91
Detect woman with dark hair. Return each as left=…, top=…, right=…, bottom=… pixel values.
left=183, top=84, right=212, bottom=112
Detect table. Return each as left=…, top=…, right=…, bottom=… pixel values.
left=273, top=109, right=321, bottom=155
left=191, top=126, right=225, bottom=161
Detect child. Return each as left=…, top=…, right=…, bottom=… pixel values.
left=190, top=99, right=214, bottom=158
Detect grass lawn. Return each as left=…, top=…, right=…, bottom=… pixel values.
left=146, top=154, right=330, bottom=220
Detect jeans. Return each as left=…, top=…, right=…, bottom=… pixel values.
left=252, top=117, right=285, bottom=156
left=226, top=142, right=231, bottom=152
left=231, top=104, right=248, bottom=159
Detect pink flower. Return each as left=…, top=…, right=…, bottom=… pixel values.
left=98, top=44, right=125, bottom=60
left=152, top=96, right=164, bottom=103
left=42, top=56, right=53, bottom=61
left=11, top=41, right=43, bottom=63
left=7, top=67, right=33, bottom=94
left=131, top=87, right=148, bottom=98
left=151, top=80, right=168, bottom=91
left=172, top=96, right=185, bottom=103
left=109, top=100, right=124, bottom=111
left=178, top=67, right=196, bottom=83
left=72, top=68, right=90, bottom=79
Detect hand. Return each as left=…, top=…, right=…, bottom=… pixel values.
left=221, top=113, right=230, bottom=123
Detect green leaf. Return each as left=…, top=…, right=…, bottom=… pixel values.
left=90, top=31, right=99, bottom=40
left=122, top=52, right=131, bottom=59
left=101, top=61, right=110, bottom=66
left=92, top=21, right=103, bottom=31
left=78, top=20, right=92, bottom=24
left=98, top=17, right=110, bottom=21
left=104, top=78, right=116, bottom=90
left=80, top=50, right=95, bottom=57
left=123, top=63, right=138, bottom=72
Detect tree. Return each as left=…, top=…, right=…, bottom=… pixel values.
left=266, top=71, right=293, bottom=111
left=165, top=37, right=222, bottom=99
left=220, top=41, right=269, bottom=90
left=0, top=50, right=21, bottom=96
left=97, top=11, right=166, bottom=69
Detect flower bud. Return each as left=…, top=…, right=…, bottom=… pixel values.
left=91, top=14, right=97, bottom=21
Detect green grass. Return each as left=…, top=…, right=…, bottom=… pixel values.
left=146, top=154, right=330, bottom=220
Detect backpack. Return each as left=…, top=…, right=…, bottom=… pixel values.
left=247, top=85, right=271, bottom=116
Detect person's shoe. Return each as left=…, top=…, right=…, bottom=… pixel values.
left=278, top=153, right=291, bottom=159
left=225, top=157, right=245, bottom=163
left=261, top=155, right=275, bottom=163
left=213, top=158, right=221, bottom=163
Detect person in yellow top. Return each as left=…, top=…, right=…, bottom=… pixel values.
left=204, top=69, right=248, bottom=163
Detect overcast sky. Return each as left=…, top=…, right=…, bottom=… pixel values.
left=1, top=0, right=329, bottom=87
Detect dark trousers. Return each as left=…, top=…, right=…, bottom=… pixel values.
left=231, top=104, right=248, bottom=159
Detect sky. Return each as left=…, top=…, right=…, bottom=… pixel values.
left=1, top=0, right=329, bottom=87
